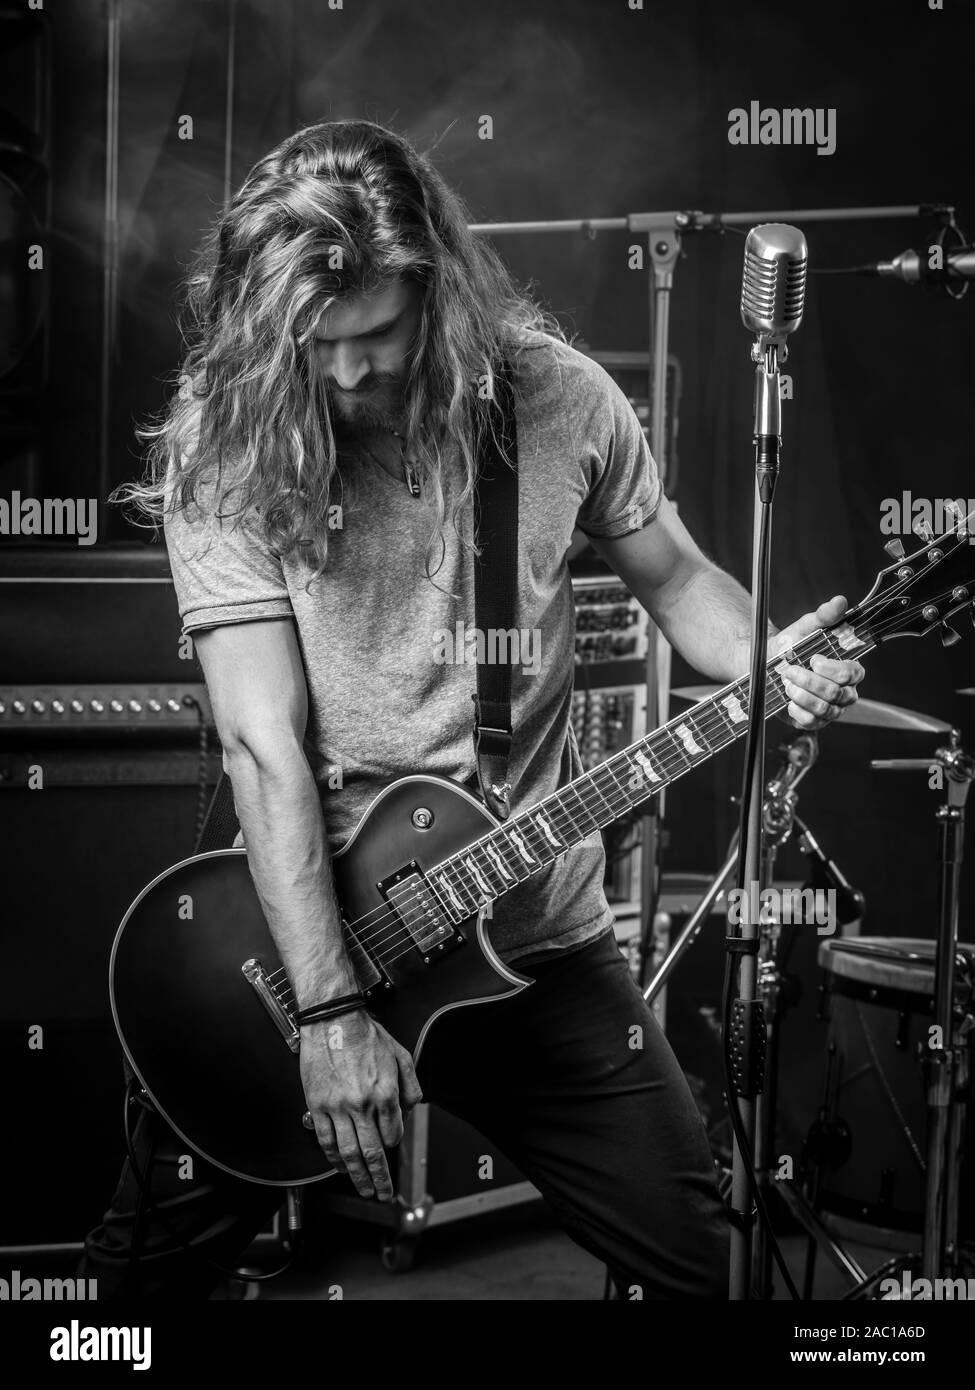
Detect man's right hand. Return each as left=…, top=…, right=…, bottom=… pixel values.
left=299, top=1010, right=423, bottom=1201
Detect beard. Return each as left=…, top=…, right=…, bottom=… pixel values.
left=325, top=371, right=405, bottom=441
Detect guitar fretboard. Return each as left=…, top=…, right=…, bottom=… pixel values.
left=422, top=622, right=874, bottom=922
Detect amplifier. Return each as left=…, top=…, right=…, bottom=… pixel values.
left=0, top=543, right=191, bottom=683
left=571, top=575, right=648, bottom=667
left=569, top=682, right=646, bottom=910
left=0, top=682, right=214, bottom=738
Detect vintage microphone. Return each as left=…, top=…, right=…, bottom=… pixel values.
left=726, top=224, right=808, bottom=1301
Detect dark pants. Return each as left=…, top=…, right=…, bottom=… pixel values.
left=79, top=929, right=729, bottom=1299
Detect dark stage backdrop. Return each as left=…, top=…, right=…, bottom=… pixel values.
left=39, top=0, right=975, bottom=938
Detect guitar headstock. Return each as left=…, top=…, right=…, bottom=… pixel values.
left=848, top=509, right=975, bottom=648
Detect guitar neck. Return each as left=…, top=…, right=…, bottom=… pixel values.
left=423, top=620, right=874, bottom=921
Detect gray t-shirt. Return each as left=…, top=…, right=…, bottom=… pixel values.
left=164, top=331, right=661, bottom=963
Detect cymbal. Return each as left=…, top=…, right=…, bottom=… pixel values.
left=671, top=687, right=952, bottom=734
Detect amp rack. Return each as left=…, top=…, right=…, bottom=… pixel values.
left=0, top=683, right=215, bottom=740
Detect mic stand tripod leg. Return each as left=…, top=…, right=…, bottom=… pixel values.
left=752, top=839, right=781, bottom=1299
left=942, top=1036, right=971, bottom=1268
left=642, top=835, right=739, bottom=1008
left=921, top=737, right=973, bottom=1282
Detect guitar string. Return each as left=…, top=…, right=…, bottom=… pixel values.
left=270, top=625, right=857, bottom=986
left=271, top=629, right=861, bottom=994
left=279, top=527, right=969, bottom=962
left=313, top=600, right=921, bottom=985
left=255, top=539, right=968, bottom=1003
left=271, top=660, right=798, bottom=994
left=358, top=648, right=886, bottom=980
left=294, top=627, right=840, bottom=957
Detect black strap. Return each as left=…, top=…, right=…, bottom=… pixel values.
left=194, top=770, right=238, bottom=854
left=471, top=361, right=519, bottom=820
left=193, top=360, right=519, bottom=850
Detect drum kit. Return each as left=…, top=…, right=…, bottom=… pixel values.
left=651, top=683, right=975, bottom=1300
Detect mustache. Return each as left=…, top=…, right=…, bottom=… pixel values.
left=326, top=372, right=401, bottom=396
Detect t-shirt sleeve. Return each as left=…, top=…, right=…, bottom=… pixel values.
left=572, top=360, right=663, bottom=539
left=163, top=475, right=293, bottom=634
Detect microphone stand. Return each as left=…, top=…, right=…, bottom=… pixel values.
left=726, top=335, right=783, bottom=1301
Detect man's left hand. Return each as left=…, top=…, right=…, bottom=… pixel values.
left=769, top=594, right=865, bottom=731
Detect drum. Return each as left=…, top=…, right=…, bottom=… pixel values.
left=809, top=936, right=975, bottom=1238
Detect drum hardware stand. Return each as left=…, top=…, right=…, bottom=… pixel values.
left=861, top=729, right=975, bottom=1293
left=644, top=732, right=865, bottom=1296
left=751, top=735, right=819, bottom=1298
left=643, top=734, right=821, bottom=1012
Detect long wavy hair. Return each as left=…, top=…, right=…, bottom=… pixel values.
left=116, top=118, right=563, bottom=579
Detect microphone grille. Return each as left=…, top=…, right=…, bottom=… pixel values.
left=740, top=223, right=808, bottom=338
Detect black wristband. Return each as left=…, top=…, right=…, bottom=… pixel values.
left=295, top=992, right=366, bottom=1027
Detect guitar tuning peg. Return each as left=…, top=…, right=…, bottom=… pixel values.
left=883, top=538, right=906, bottom=560
left=914, top=520, right=935, bottom=543
left=941, top=621, right=962, bottom=648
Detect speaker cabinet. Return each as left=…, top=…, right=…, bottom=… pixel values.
left=0, top=770, right=216, bottom=1247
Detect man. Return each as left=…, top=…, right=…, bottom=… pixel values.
left=81, top=119, right=863, bottom=1299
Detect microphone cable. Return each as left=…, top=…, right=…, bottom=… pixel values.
left=120, top=1074, right=301, bottom=1289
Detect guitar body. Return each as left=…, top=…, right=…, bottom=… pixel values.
left=110, top=775, right=530, bottom=1186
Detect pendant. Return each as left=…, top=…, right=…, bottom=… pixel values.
left=403, top=458, right=421, bottom=497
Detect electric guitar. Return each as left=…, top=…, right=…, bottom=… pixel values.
left=110, top=516, right=975, bottom=1185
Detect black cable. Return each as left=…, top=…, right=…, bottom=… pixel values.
left=809, top=265, right=873, bottom=275
left=122, top=1076, right=299, bottom=1286
left=124, top=1109, right=158, bottom=1298
left=182, top=694, right=211, bottom=850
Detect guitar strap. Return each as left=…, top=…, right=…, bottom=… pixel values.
left=193, top=357, right=519, bottom=853
left=470, top=358, right=518, bottom=821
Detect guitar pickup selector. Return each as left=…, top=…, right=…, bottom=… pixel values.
left=378, top=861, right=465, bottom=961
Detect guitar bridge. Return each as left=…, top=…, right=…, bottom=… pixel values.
left=242, top=958, right=300, bottom=1053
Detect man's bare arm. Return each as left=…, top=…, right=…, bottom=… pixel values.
left=192, top=618, right=421, bottom=1199
left=590, top=495, right=863, bottom=725
left=193, top=618, right=355, bottom=1006
left=589, top=496, right=770, bottom=679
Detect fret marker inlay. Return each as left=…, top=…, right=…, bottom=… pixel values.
left=465, top=855, right=490, bottom=897
left=633, top=749, right=661, bottom=785
left=534, top=813, right=563, bottom=849
left=831, top=623, right=865, bottom=652
left=485, top=842, right=513, bottom=881
left=675, top=722, right=704, bottom=756
left=434, top=872, right=463, bottom=917
left=510, top=828, right=537, bottom=865
left=722, top=694, right=747, bottom=724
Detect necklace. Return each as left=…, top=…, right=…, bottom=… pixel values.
left=387, top=429, right=421, bottom=497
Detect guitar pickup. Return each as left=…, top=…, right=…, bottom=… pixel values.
left=378, top=861, right=465, bottom=961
